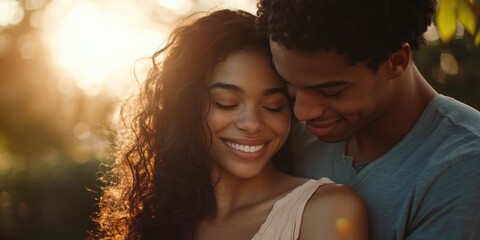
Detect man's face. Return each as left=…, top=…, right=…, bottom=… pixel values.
left=270, top=41, right=395, bottom=142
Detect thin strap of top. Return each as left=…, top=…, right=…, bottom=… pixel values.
left=251, top=177, right=334, bottom=240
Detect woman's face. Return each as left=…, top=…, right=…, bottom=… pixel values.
left=207, top=50, right=291, bottom=180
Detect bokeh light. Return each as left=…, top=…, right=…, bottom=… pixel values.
left=158, top=0, right=193, bottom=15
left=424, top=24, right=440, bottom=43
left=440, top=53, right=459, bottom=75
left=0, top=0, right=24, bottom=28
left=24, top=0, right=48, bottom=11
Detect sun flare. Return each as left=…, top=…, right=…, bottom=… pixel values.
left=39, top=0, right=256, bottom=96
left=41, top=1, right=166, bottom=96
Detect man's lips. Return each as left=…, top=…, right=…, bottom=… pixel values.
left=305, top=118, right=342, bottom=137
left=307, top=118, right=342, bottom=128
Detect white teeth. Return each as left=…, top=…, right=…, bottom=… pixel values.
left=225, top=141, right=265, bottom=153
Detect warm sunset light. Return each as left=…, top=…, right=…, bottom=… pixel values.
left=38, top=0, right=256, bottom=97
left=1, top=0, right=479, bottom=239
left=41, top=1, right=166, bottom=96
left=0, top=0, right=24, bottom=28
left=157, top=0, right=193, bottom=15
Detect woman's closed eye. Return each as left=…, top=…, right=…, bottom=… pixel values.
left=263, top=105, right=283, bottom=112
left=262, top=99, right=288, bottom=112
left=214, top=101, right=238, bottom=110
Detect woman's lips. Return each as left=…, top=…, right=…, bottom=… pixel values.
left=225, top=141, right=265, bottom=153
left=223, top=139, right=268, bottom=160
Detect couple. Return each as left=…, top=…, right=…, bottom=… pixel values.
left=93, top=0, right=480, bottom=239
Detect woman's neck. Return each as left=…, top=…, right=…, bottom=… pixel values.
left=211, top=164, right=303, bottom=222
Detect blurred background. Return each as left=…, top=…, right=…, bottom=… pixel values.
left=0, top=0, right=478, bottom=239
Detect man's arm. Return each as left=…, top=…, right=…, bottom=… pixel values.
left=407, top=156, right=480, bottom=240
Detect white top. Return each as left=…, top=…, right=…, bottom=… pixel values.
left=251, top=177, right=334, bottom=240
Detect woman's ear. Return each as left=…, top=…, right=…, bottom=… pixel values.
left=385, top=43, right=411, bottom=78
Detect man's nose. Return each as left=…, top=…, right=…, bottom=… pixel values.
left=293, top=89, right=327, bottom=121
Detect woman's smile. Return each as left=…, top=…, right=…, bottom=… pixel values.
left=224, top=140, right=266, bottom=153
left=223, top=138, right=270, bottom=160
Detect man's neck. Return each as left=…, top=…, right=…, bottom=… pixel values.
left=346, top=65, right=437, bottom=164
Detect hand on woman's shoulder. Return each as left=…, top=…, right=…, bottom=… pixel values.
left=300, top=184, right=369, bottom=240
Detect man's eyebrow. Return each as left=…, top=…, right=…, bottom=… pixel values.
left=270, top=57, right=348, bottom=89
left=304, top=81, right=349, bottom=89
left=278, top=75, right=349, bottom=89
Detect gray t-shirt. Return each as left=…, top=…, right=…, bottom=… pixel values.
left=291, top=95, right=480, bottom=240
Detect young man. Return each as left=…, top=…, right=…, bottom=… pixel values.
left=257, top=0, right=480, bottom=239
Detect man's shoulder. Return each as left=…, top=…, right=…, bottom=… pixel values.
left=434, top=95, right=480, bottom=137
left=412, top=96, right=480, bottom=186
left=418, top=95, right=480, bottom=162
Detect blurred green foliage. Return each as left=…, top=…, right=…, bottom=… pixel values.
left=0, top=1, right=479, bottom=239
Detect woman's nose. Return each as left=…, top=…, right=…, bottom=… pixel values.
left=235, top=108, right=265, bottom=134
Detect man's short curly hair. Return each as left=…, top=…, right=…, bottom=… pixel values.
left=257, top=0, right=437, bottom=70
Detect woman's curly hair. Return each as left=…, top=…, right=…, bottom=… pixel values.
left=92, top=9, right=274, bottom=240
left=257, top=0, right=437, bottom=70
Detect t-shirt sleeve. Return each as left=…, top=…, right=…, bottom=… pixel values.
left=406, top=155, right=480, bottom=240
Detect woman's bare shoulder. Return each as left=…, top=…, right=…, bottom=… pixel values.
left=299, top=184, right=369, bottom=240
left=309, top=184, right=365, bottom=210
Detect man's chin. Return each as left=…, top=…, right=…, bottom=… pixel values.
left=316, top=137, right=346, bottom=143
left=314, top=133, right=351, bottom=143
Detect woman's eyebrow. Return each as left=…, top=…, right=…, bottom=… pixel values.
left=263, top=87, right=287, bottom=96
left=208, top=82, right=243, bottom=93
left=209, top=82, right=286, bottom=96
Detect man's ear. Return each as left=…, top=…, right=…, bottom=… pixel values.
left=385, top=43, right=411, bottom=78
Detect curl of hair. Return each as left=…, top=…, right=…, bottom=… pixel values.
left=257, top=0, right=437, bottom=70
left=92, top=9, right=275, bottom=240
